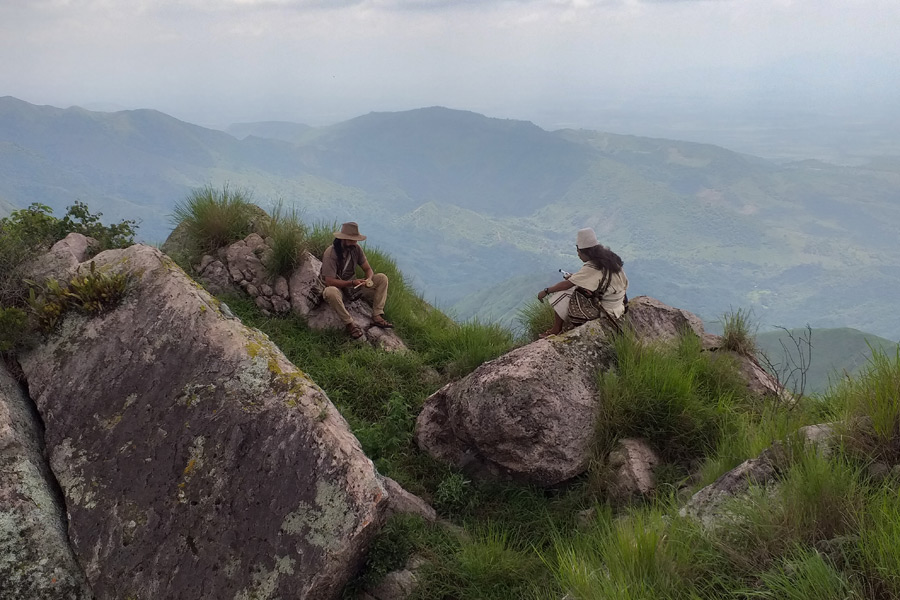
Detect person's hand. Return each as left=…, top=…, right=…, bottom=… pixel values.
left=537, top=288, right=548, bottom=302
left=351, top=278, right=366, bottom=287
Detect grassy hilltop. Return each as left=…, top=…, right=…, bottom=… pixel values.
left=7, top=194, right=900, bottom=599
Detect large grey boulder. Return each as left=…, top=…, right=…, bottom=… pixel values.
left=415, top=318, right=619, bottom=486
left=1, top=366, right=93, bottom=600
left=19, top=244, right=389, bottom=600
left=414, top=296, right=781, bottom=486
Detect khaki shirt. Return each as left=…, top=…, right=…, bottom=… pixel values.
left=321, top=245, right=366, bottom=281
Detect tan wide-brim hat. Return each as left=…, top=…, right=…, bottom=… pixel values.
left=334, top=222, right=367, bottom=241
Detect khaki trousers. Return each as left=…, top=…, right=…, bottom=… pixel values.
left=321, top=273, right=389, bottom=325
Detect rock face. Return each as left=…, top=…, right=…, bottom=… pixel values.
left=680, top=423, right=836, bottom=528
left=191, top=237, right=405, bottom=352
left=1, top=366, right=93, bottom=600
left=415, top=296, right=784, bottom=487
left=603, top=438, right=661, bottom=503
left=415, top=318, right=619, bottom=486
left=19, top=244, right=389, bottom=600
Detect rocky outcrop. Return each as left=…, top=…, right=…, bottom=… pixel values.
left=359, top=556, right=424, bottom=600
left=415, top=318, right=619, bottom=486
left=415, top=296, right=785, bottom=487
left=26, top=232, right=98, bottom=285
left=1, top=366, right=93, bottom=600
left=18, top=243, right=390, bottom=600
left=191, top=236, right=405, bottom=351
left=680, top=423, right=836, bottom=528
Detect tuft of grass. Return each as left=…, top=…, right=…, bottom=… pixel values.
left=721, top=307, right=757, bottom=356
left=753, top=547, right=863, bottom=600
left=306, top=220, right=339, bottom=258
left=171, top=184, right=257, bottom=255
left=551, top=505, right=731, bottom=600
left=828, top=346, right=900, bottom=462
left=261, top=200, right=309, bottom=277
left=517, top=298, right=555, bottom=341
left=855, top=485, right=900, bottom=596
left=596, top=330, right=748, bottom=463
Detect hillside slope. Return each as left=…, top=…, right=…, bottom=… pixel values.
left=2, top=96, right=900, bottom=338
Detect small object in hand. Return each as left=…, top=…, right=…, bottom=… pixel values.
left=365, top=279, right=374, bottom=288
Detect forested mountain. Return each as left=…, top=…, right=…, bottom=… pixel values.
left=2, top=96, right=899, bottom=339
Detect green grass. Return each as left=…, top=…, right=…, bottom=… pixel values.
left=517, top=298, right=555, bottom=341
left=829, top=346, right=900, bottom=462
left=261, top=200, right=309, bottom=276
left=720, top=307, right=757, bottom=356
left=596, top=331, right=749, bottom=463
left=171, top=184, right=257, bottom=255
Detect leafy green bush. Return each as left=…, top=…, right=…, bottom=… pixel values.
left=0, top=202, right=136, bottom=309
left=0, top=307, right=30, bottom=353
left=720, top=307, right=757, bottom=356
left=262, top=200, right=309, bottom=276
left=171, top=185, right=257, bottom=255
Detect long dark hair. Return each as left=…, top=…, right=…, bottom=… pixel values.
left=580, top=244, right=624, bottom=273
left=332, top=237, right=344, bottom=263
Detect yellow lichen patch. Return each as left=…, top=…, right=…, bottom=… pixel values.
left=183, top=459, right=197, bottom=476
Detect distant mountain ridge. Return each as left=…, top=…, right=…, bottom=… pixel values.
left=2, top=96, right=899, bottom=339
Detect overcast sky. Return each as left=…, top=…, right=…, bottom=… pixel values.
left=2, top=0, right=899, bottom=139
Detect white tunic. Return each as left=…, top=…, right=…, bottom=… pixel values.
left=548, top=263, right=629, bottom=320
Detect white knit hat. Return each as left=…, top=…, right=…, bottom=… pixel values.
left=576, top=227, right=599, bottom=249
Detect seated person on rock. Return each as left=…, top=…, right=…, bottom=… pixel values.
left=536, top=227, right=628, bottom=338
left=321, top=222, right=393, bottom=339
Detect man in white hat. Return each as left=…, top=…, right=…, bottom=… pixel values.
left=321, top=222, right=392, bottom=339
left=536, top=227, right=628, bottom=337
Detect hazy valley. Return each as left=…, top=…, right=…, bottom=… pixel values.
left=2, top=95, right=899, bottom=344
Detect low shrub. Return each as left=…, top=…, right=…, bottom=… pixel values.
left=171, top=185, right=257, bottom=255
left=0, top=307, right=30, bottom=353
left=28, top=261, right=133, bottom=331
left=0, top=202, right=136, bottom=309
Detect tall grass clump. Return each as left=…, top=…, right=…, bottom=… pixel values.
left=171, top=185, right=257, bottom=255
left=828, top=346, right=900, bottom=461
left=517, top=298, right=555, bottom=341
left=262, top=200, right=309, bottom=276
left=720, top=307, right=757, bottom=356
left=855, top=486, right=900, bottom=596
left=754, top=547, right=863, bottom=600
left=551, top=506, right=730, bottom=600
left=306, top=220, right=339, bottom=258
left=596, top=331, right=747, bottom=462
left=710, top=447, right=864, bottom=577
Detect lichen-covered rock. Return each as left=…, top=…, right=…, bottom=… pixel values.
left=197, top=259, right=236, bottom=296
left=289, top=252, right=325, bottom=317
left=26, top=233, right=97, bottom=285
left=415, top=318, right=619, bottom=486
left=415, top=297, right=754, bottom=486
left=625, top=296, right=718, bottom=349
left=1, top=366, right=93, bottom=600
left=19, top=244, right=389, bottom=600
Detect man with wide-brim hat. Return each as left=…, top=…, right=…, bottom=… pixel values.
left=320, top=222, right=393, bottom=339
